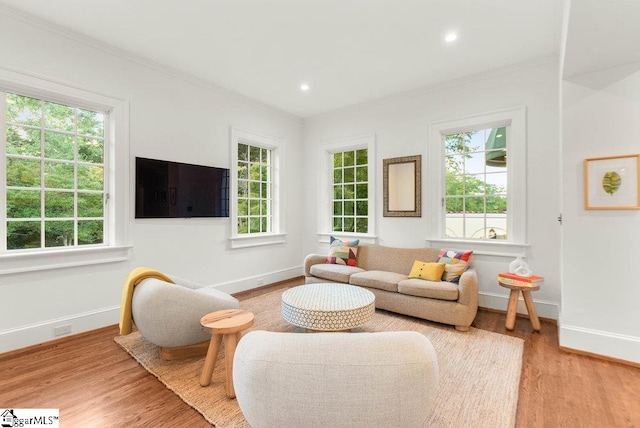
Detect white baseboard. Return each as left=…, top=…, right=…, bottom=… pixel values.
left=0, top=266, right=304, bottom=354
left=214, top=266, right=303, bottom=294
left=559, top=324, right=640, bottom=364
left=0, top=306, right=120, bottom=354
left=478, top=291, right=558, bottom=320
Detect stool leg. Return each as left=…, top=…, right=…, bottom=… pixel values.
left=505, top=290, right=519, bottom=330
left=224, top=333, right=239, bottom=398
left=522, top=290, right=541, bottom=332
left=200, top=333, right=222, bottom=387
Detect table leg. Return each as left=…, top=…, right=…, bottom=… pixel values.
left=224, top=333, right=239, bottom=398
left=522, top=290, right=541, bottom=331
left=505, top=289, right=520, bottom=330
left=199, top=333, right=222, bottom=387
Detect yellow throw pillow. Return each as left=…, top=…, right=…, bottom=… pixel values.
left=408, top=261, right=446, bottom=281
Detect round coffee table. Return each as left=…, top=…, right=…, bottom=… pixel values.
left=281, top=283, right=375, bottom=331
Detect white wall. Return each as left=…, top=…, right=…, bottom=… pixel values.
left=561, top=68, right=640, bottom=363
left=0, top=13, right=304, bottom=352
left=302, top=60, right=562, bottom=320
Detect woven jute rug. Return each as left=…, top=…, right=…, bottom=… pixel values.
left=115, top=288, right=524, bottom=427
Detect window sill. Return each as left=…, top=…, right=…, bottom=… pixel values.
left=424, top=237, right=528, bottom=257
left=0, top=245, right=133, bottom=276
left=229, top=233, right=287, bottom=249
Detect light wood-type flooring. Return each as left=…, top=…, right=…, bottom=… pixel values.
left=1, top=278, right=638, bottom=427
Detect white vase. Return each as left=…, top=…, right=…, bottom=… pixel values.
left=509, top=256, right=532, bottom=277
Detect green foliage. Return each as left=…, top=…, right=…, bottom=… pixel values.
left=4, top=93, right=106, bottom=250
left=444, top=131, right=507, bottom=214
left=331, top=149, right=369, bottom=234
left=6, top=126, right=40, bottom=156
left=236, top=142, right=272, bottom=235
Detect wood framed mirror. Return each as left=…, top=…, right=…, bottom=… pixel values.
left=383, top=155, right=421, bottom=217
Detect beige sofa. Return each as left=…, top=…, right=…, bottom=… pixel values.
left=304, top=244, right=478, bottom=331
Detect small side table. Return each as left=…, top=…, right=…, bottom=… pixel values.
left=199, top=309, right=254, bottom=398
left=498, top=281, right=541, bottom=332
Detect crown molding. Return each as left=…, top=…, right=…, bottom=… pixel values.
left=0, top=4, right=302, bottom=124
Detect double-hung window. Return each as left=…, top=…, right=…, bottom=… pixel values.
left=332, top=148, right=369, bottom=234
left=427, top=107, right=526, bottom=252
left=230, top=127, right=284, bottom=248
left=444, top=127, right=508, bottom=240
left=0, top=70, right=130, bottom=274
left=320, top=134, right=376, bottom=241
left=4, top=93, right=106, bottom=250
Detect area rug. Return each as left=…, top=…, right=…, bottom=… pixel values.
left=115, top=288, right=524, bottom=427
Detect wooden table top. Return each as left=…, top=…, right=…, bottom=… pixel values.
left=498, top=280, right=541, bottom=292
left=200, top=309, right=254, bottom=332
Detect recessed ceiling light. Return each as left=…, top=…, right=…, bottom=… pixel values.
left=445, top=33, right=458, bottom=42
left=300, top=83, right=310, bottom=91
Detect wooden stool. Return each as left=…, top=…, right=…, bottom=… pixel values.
left=199, top=309, right=254, bottom=398
left=499, top=281, right=541, bottom=332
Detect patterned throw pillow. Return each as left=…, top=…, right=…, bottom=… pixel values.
left=437, top=249, right=473, bottom=283
left=326, top=237, right=359, bottom=266
left=408, top=261, right=446, bottom=281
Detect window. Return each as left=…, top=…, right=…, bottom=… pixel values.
left=230, top=127, right=284, bottom=248
left=237, top=143, right=272, bottom=234
left=4, top=93, right=106, bottom=250
left=444, top=127, right=507, bottom=240
left=319, top=134, right=376, bottom=241
left=0, top=69, right=130, bottom=274
left=427, top=107, right=526, bottom=251
left=332, top=149, right=369, bottom=234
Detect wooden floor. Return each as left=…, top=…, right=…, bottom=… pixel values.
left=1, top=278, right=639, bottom=427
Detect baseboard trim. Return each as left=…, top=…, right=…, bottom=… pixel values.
left=559, top=324, right=640, bottom=365
left=0, top=305, right=120, bottom=354
left=0, top=266, right=304, bottom=354
left=214, top=266, right=303, bottom=294
left=479, top=291, right=558, bottom=320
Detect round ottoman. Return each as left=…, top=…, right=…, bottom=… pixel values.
left=281, top=283, right=375, bottom=331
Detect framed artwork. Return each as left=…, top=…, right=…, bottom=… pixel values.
left=383, top=155, right=421, bottom=217
left=584, top=154, right=640, bottom=209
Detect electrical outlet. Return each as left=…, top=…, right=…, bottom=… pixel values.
left=257, top=278, right=265, bottom=286
left=54, top=324, right=72, bottom=337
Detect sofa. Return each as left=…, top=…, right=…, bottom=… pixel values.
left=304, top=244, right=478, bottom=331
left=233, top=330, right=439, bottom=428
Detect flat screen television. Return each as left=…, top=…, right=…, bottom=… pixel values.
left=135, top=157, right=230, bottom=218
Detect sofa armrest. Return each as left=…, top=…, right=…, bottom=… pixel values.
left=304, top=254, right=327, bottom=276
left=457, top=268, right=479, bottom=309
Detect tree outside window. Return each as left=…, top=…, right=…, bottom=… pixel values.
left=4, top=93, right=105, bottom=250
left=444, top=128, right=508, bottom=240
left=332, top=148, right=368, bottom=234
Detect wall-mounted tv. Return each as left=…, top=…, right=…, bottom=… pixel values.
left=135, top=157, right=230, bottom=218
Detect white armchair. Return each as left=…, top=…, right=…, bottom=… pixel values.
left=131, top=274, right=239, bottom=359
left=233, top=330, right=439, bottom=428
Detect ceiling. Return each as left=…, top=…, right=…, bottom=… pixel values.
left=0, top=0, right=563, bottom=118
left=562, top=0, right=640, bottom=89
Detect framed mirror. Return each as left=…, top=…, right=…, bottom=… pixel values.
left=383, top=155, right=421, bottom=217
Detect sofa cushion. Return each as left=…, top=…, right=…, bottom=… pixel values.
left=327, top=237, right=359, bottom=266
left=349, top=270, right=406, bottom=292
left=397, top=278, right=459, bottom=301
left=310, top=263, right=364, bottom=283
left=408, top=261, right=446, bottom=281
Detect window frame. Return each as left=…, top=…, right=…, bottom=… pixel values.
left=318, top=134, right=376, bottom=243
left=426, top=107, right=527, bottom=256
left=229, top=127, right=285, bottom=249
left=0, top=69, right=130, bottom=275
